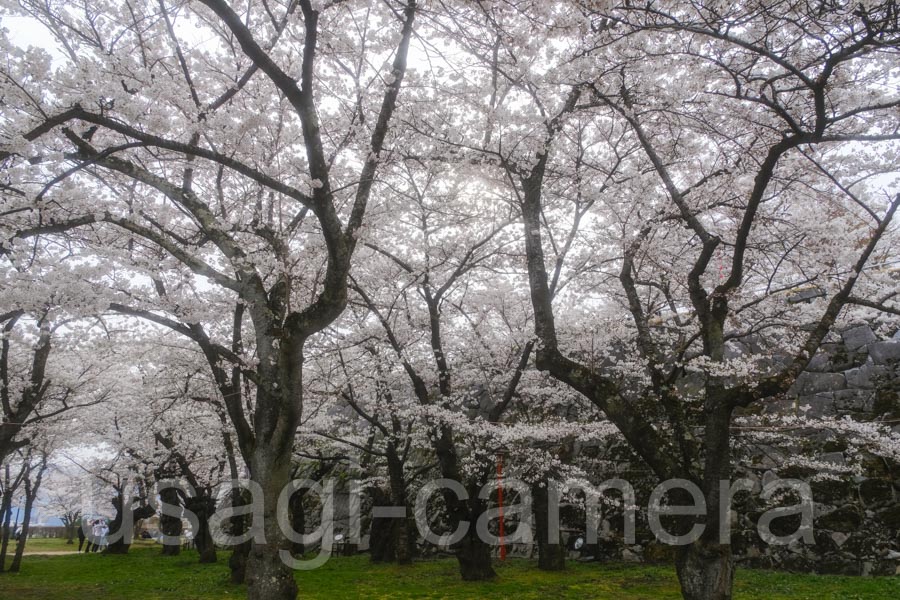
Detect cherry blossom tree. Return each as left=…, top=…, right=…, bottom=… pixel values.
left=2, top=0, right=418, bottom=597
left=3, top=446, right=48, bottom=572
left=40, top=462, right=86, bottom=545
left=496, top=3, right=899, bottom=599
left=305, top=344, right=425, bottom=565
left=0, top=299, right=113, bottom=464
left=395, top=1, right=899, bottom=597
left=1, top=2, right=898, bottom=600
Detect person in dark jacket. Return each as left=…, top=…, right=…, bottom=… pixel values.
left=77, top=522, right=86, bottom=551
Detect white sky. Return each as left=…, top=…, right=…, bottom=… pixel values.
left=2, top=15, right=65, bottom=60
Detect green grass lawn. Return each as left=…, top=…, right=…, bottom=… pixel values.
left=12, top=537, right=159, bottom=553
left=14, top=537, right=79, bottom=552
left=0, top=547, right=897, bottom=599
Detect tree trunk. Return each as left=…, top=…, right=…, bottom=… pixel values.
left=0, top=490, right=12, bottom=571
left=289, top=486, right=307, bottom=557
left=9, top=481, right=37, bottom=572
left=454, top=491, right=495, bottom=581
left=386, top=444, right=412, bottom=564
left=106, top=492, right=130, bottom=555
left=368, top=474, right=412, bottom=563
left=369, top=487, right=394, bottom=563
left=246, top=544, right=297, bottom=600
left=533, top=481, right=565, bottom=571
left=675, top=540, right=734, bottom=600
left=432, top=426, right=495, bottom=580
left=63, top=515, right=77, bottom=544
left=160, top=486, right=182, bottom=557
left=187, top=495, right=217, bottom=563
left=230, top=541, right=251, bottom=584
left=456, top=530, right=496, bottom=581
left=106, top=497, right=154, bottom=555
left=228, top=487, right=251, bottom=584
left=393, top=514, right=412, bottom=564
left=244, top=445, right=297, bottom=600
left=673, top=398, right=735, bottom=600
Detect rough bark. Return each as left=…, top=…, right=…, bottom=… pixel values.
left=673, top=401, right=735, bottom=600
left=368, top=486, right=413, bottom=564
left=533, top=482, right=565, bottom=571
left=369, top=487, right=391, bottom=562
left=230, top=541, right=251, bottom=584
left=456, top=529, right=496, bottom=581
left=187, top=495, right=217, bottom=563
left=159, top=485, right=183, bottom=557
left=675, top=540, right=735, bottom=600
left=386, top=445, right=413, bottom=564
left=289, top=485, right=307, bottom=557
left=370, top=444, right=413, bottom=564
left=244, top=446, right=297, bottom=600
left=106, top=494, right=155, bottom=555
left=228, top=487, right=251, bottom=584
left=433, top=427, right=496, bottom=580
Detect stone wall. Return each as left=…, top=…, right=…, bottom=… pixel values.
left=749, top=324, right=900, bottom=575
left=784, top=324, right=900, bottom=422
left=566, top=324, right=900, bottom=575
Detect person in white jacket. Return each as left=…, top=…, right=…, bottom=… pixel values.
left=91, top=520, right=106, bottom=553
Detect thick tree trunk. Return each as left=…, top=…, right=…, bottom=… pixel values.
left=675, top=541, right=734, bottom=600
left=454, top=490, right=495, bottom=581
left=369, top=488, right=412, bottom=564
left=387, top=445, right=412, bottom=564
left=456, top=530, right=496, bottom=581
left=369, top=487, right=397, bottom=563
left=160, top=486, right=182, bottom=557
left=245, top=545, right=297, bottom=600
left=289, top=486, right=307, bottom=557
left=533, top=481, right=565, bottom=571
left=432, top=426, right=495, bottom=580
left=244, top=446, right=297, bottom=600
left=106, top=492, right=130, bottom=555
left=188, top=496, right=217, bottom=564
left=674, top=399, right=735, bottom=600
left=230, top=541, right=251, bottom=584
left=228, top=487, right=251, bottom=584
left=393, top=514, right=412, bottom=564
left=107, top=498, right=154, bottom=555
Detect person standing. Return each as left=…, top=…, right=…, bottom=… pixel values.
left=91, top=519, right=105, bottom=553
left=99, top=520, right=109, bottom=551
left=77, top=521, right=86, bottom=552
left=84, top=519, right=96, bottom=553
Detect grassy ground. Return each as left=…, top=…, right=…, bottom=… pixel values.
left=16, top=537, right=81, bottom=552
left=13, top=537, right=159, bottom=553
left=0, top=547, right=898, bottom=599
